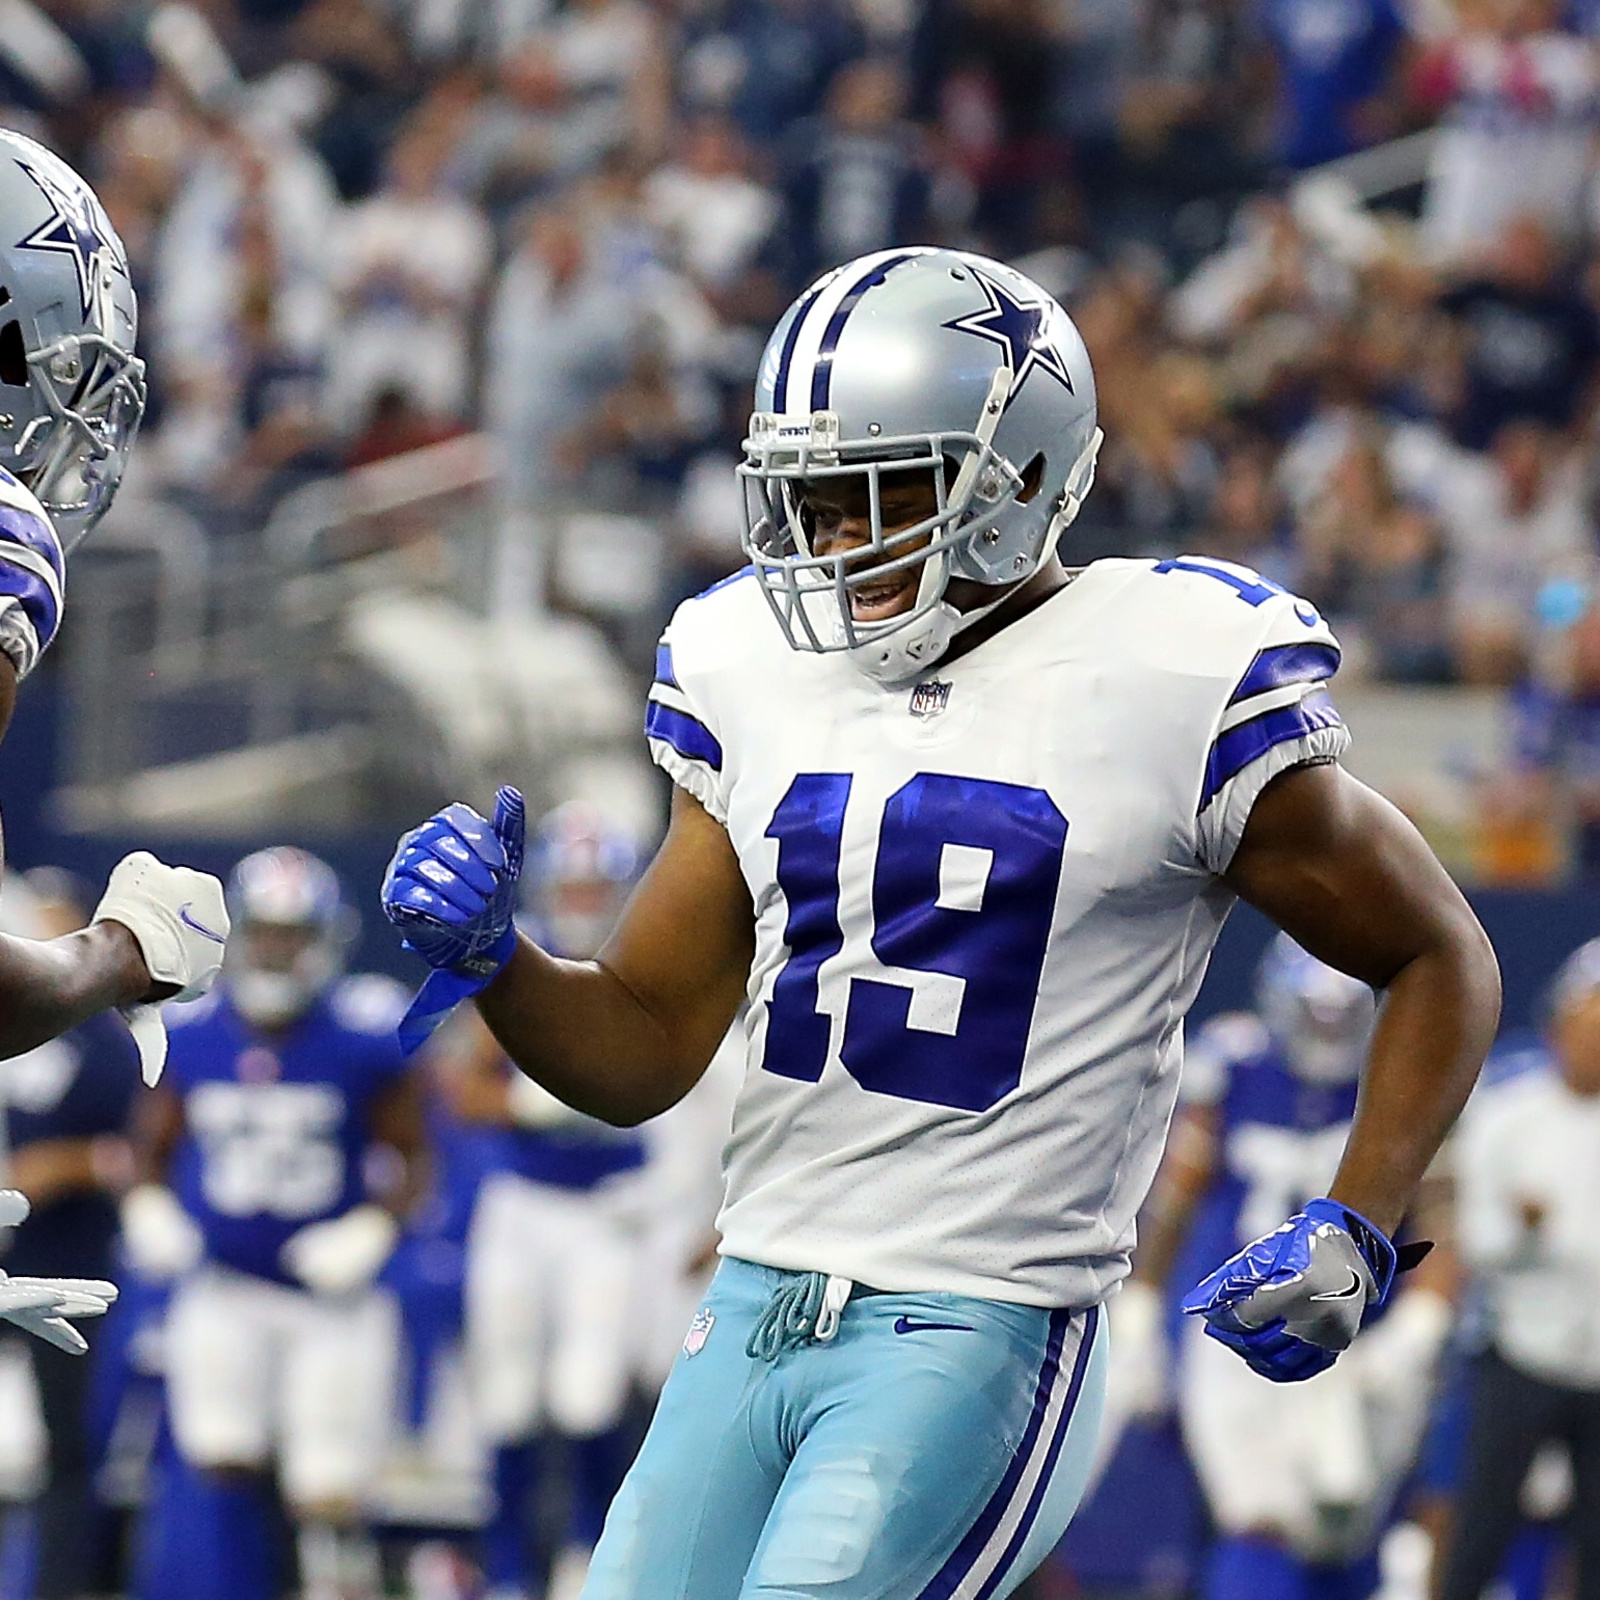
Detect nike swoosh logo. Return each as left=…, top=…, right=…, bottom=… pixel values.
left=178, top=904, right=226, bottom=944
left=1309, top=1270, right=1365, bottom=1303
left=893, top=1316, right=974, bottom=1335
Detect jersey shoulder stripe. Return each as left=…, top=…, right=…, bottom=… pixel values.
left=1228, top=641, right=1341, bottom=707
left=645, top=699, right=724, bottom=771
left=0, top=484, right=64, bottom=678
left=1200, top=687, right=1343, bottom=813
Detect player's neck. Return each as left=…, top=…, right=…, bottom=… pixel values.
left=937, top=556, right=1073, bottom=671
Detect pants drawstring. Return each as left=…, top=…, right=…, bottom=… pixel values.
left=745, top=1272, right=855, bottom=1361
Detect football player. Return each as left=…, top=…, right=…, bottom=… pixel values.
left=382, top=247, right=1500, bottom=1600
left=1125, top=935, right=1456, bottom=1600
left=446, top=803, right=649, bottom=1600
left=0, top=130, right=230, bottom=1356
left=124, top=848, right=425, bottom=1600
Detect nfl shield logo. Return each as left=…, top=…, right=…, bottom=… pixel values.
left=683, top=1309, right=715, bottom=1357
left=909, top=680, right=951, bottom=720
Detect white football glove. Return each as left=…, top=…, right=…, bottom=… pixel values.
left=280, top=1205, right=397, bottom=1297
left=93, top=852, right=230, bottom=1086
left=1105, top=1278, right=1170, bottom=1421
left=0, top=1191, right=116, bottom=1354
left=120, top=1183, right=203, bottom=1280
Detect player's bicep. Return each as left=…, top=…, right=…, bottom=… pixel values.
left=598, top=785, right=753, bottom=1073
left=1222, top=761, right=1482, bottom=990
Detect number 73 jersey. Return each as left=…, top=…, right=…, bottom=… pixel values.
left=647, top=556, right=1348, bottom=1309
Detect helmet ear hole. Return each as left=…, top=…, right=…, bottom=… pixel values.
left=0, top=321, right=26, bottom=388
left=1017, top=453, right=1046, bottom=504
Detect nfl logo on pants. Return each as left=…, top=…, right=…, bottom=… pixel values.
left=683, top=1308, right=715, bottom=1357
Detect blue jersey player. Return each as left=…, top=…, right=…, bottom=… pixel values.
left=444, top=802, right=649, bottom=1600
left=126, top=848, right=426, bottom=1600
left=382, top=246, right=1500, bottom=1600
left=1126, top=935, right=1456, bottom=1600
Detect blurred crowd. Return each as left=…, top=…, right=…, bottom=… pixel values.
left=11, top=0, right=1600, bottom=859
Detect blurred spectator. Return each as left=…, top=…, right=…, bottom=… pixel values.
left=779, top=57, right=928, bottom=287
left=1253, top=0, right=1414, bottom=169
left=344, top=385, right=469, bottom=470
left=681, top=0, right=864, bottom=147
left=1435, top=420, right=1596, bottom=684
left=152, top=112, right=337, bottom=487
left=912, top=0, right=1064, bottom=251
left=1445, top=942, right=1600, bottom=1600
left=1438, top=215, right=1600, bottom=448
left=644, top=114, right=778, bottom=294
left=486, top=205, right=634, bottom=505
left=325, top=121, right=492, bottom=435
left=1194, top=432, right=1295, bottom=580
left=1300, top=430, right=1453, bottom=681
left=1418, top=0, right=1600, bottom=264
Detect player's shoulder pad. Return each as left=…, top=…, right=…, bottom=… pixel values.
left=163, top=990, right=221, bottom=1031
left=1102, top=556, right=1340, bottom=685
left=657, top=565, right=775, bottom=679
left=329, top=973, right=411, bottom=1038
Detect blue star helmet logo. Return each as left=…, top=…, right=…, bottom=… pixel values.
left=942, top=269, right=1075, bottom=405
left=14, top=158, right=112, bottom=323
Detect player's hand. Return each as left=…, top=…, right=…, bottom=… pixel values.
left=93, top=853, right=230, bottom=1086
left=94, top=852, right=229, bottom=1003
left=1180, top=1198, right=1399, bottom=1383
left=0, top=1189, right=116, bottom=1354
left=280, top=1204, right=397, bottom=1297
left=119, top=1183, right=203, bottom=1281
left=382, top=786, right=525, bottom=1053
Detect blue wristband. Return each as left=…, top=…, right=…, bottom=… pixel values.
left=397, top=922, right=518, bottom=1055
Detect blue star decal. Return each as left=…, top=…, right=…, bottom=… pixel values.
left=942, top=270, right=1074, bottom=403
left=15, top=159, right=110, bottom=322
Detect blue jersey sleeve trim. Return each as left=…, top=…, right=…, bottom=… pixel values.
left=692, top=564, right=754, bottom=600
left=1228, top=642, right=1340, bottom=707
left=654, top=641, right=678, bottom=688
left=0, top=563, right=59, bottom=649
left=0, top=504, right=63, bottom=583
left=1200, top=690, right=1342, bottom=813
left=645, top=700, right=724, bottom=772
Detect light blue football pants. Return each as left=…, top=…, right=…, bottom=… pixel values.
left=581, top=1257, right=1106, bottom=1600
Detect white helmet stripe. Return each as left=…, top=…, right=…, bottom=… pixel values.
left=782, top=248, right=925, bottom=419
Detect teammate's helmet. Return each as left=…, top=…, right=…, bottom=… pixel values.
left=740, top=247, right=1101, bottom=683
left=527, top=802, right=641, bottom=961
left=224, top=847, right=356, bottom=1028
left=1256, top=934, right=1376, bottom=1086
left=0, top=131, right=144, bottom=551
left=1547, top=937, right=1600, bottom=1023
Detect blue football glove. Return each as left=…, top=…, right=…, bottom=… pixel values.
left=1180, top=1198, right=1399, bottom=1383
left=382, top=786, right=526, bottom=1054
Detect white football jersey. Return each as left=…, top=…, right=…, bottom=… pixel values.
left=647, top=556, right=1348, bottom=1308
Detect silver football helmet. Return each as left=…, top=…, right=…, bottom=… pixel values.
left=740, top=247, right=1101, bottom=684
left=0, top=130, right=144, bottom=551
left=1256, top=934, right=1376, bottom=1087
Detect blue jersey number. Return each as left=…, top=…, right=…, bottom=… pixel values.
left=764, top=773, right=1068, bottom=1111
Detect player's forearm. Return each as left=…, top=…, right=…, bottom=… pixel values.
left=476, top=935, right=710, bottom=1126
left=1328, top=921, right=1500, bottom=1237
left=0, top=924, right=150, bottom=1059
